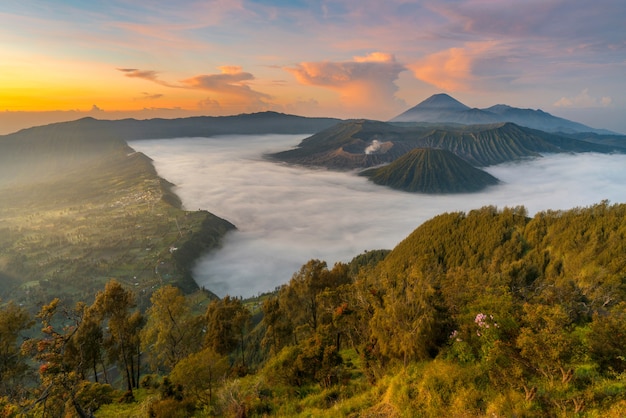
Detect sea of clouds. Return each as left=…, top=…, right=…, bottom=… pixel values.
left=129, top=135, right=626, bottom=298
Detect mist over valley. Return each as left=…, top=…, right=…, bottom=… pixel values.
left=129, top=134, right=626, bottom=298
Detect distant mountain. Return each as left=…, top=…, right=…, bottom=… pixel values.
left=391, top=94, right=613, bottom=134
left=10, top=111, right=340, bottom=140
left=268, top=119, right=619, bottom=170
left=360, top=148, right=499, bottom=194
left=0, top=111, right=340, bottom=186
left=410, top=93, right=470, bottom=111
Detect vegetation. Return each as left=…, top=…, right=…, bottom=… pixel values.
left=0, top=126, right=235, bottom=309
left=2, top=201, right=625, bottom=416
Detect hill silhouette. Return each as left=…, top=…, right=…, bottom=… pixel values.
left=9, top=111, right=340, bottom=139
left=361, top=148, right=499, bottom=193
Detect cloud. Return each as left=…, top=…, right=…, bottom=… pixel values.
left=408, top=47, right=473, bottom=91
left=119, top=66, right=272, bottom=110
left=181, top=66, right=271, bottom=103
left=129, top=135, right=626, bottom=298
left=429, top=0, right=625, bottom=44
left=117, top=68, right=178, bottom=88
left=286, top=52, right=407, bottom=119
left=136, top=92, right=164, bottom=101
left=554, top=89, right=613, bottom=108
left=407, top=42, right=502, bottom=92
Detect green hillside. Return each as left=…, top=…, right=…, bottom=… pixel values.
left=361, top=148, right=499, bottom=193
left=3, top=202, right=626, bottom=417
left=0, top=126, right=235, bottom=309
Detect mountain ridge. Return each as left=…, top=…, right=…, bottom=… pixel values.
left=268, top=119, right=620, bottom=170
left=7, top=111, right=341, bottom=139
left=391, top=94, right=616, bottom=135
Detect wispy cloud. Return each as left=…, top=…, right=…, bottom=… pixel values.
left=286, top=52, right=406, bottom=119
left=117, top=68, right=178, bottom=87
left=181, top=66, right=272, bottom=110
left=182, top=66, right=269, bottom=99
left=137, top=92, right=164, bottom=101
left=119, top=66, right=272, bottom=110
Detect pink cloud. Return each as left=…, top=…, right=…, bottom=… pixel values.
left=408, top=48, right=473, bottom=91
left=181, top=66, right=271, bottom=103
left=407, top=42, right=504, bottom=92
left=119, top=66, right=272, bottom=111
left=118, top=68, right=178, bottom=88
left=286, top=52, right=406, bottom=119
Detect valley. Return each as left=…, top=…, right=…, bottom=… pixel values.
left=1, top=103, right=625, bottom=417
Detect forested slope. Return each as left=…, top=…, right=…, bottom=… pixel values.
left=3, top=202, right=625, bottom=417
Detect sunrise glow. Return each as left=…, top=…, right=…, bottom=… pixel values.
left=1, top=1, right=624, bottom=133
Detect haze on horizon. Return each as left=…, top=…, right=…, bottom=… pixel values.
left=129, top=135, right=626, bottom=298
left=1, top=1, right=625, bottom=134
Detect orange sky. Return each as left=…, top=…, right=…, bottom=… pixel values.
left=1, top=1, right=624, bottom=134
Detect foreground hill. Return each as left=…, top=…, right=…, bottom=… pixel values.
left=360, top=148, right=500, bottom=193
left=269, top=119, right=618, bottom=170
left=6, top=203, right=626, bottom=417
left=391, top=93, right=616, bottom=134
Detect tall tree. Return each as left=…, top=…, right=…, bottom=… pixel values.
left=169, top=347, right=229, bottom=408
left=370, top=268, right=447, bottom=365
left=204, top=296, right=251, bottom=368
left=141, top=285, right=204, bottom=372
left=0, top=300, right=33, bottom=400
left=93, top=280, right=143, bottom=394
left=278, top=260, right=351, bottom=343
left=68, top=303, right=106, bottom=383
left=20, top=299, right=90, bottom=418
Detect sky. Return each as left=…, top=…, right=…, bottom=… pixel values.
left=1, top=0, right=626, bottom=134
left=130, top=135, right=626, bottom=297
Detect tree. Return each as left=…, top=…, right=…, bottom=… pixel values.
left=370, top=267, right=447, bottom=365
left=275, top=260, right=351, bottom=346
left=260, top=296, right=292, bottom=355
left=0, top=300, right=33, bottom=400
left=68, top=303, right=106, bottom=383
left=516, top=303, right=580, bottom=385
left=169, top=347, right=229, bottom=407
left=20, top=299, right=90, bottom=417
left=588, top=302, right=626, bottom=373
left=141, top=285, right=204, bottom=372
left=204, top=296, right=251, bottom=368
left=93, top=280, right=143, bottom=394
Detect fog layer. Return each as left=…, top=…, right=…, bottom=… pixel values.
left=129, top=135, right=626, bottom=297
